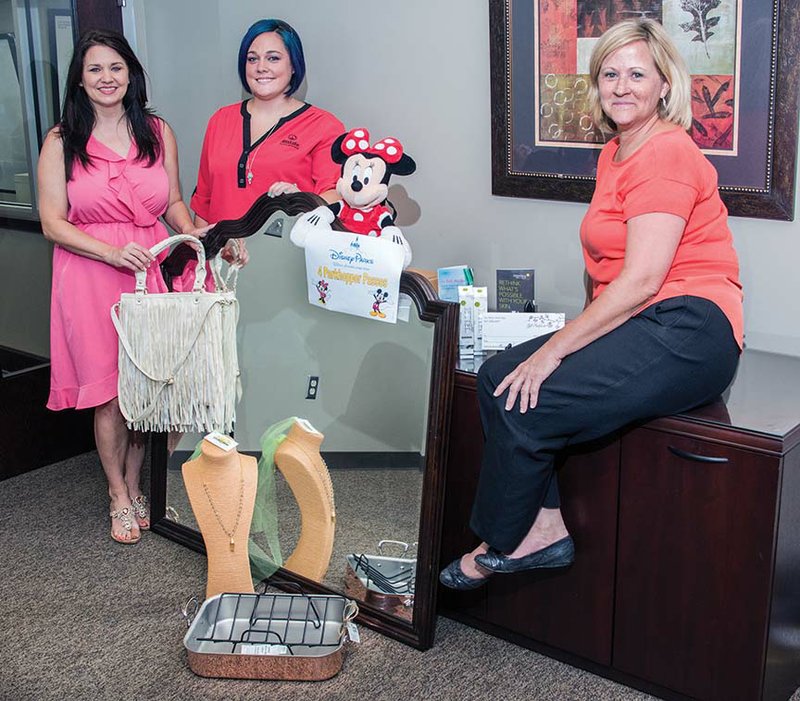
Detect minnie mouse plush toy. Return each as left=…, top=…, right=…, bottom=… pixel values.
left=291, top=128, right=416, bottom=268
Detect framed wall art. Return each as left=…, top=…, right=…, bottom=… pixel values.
left=489, top=0, right=800, bottom=220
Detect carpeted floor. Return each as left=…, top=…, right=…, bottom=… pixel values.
left=1, top=452, right=796, bottom=701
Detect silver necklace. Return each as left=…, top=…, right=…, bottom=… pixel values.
left=246, top=121, right=281, bottom=186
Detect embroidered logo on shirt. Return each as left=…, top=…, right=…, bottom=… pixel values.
left=281, top=134, right=300, bottom=149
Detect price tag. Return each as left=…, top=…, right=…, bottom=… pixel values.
left=204, top=431, right=238, bottom=451
left=240, top=643, right=289, bottom=655
left=346, top=621, right=361, bottom=644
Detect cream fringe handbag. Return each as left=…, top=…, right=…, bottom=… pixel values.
left=111, top=234, right=239, bottom=433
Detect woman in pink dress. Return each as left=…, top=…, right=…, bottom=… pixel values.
left=37, top=30, right=208, bottom=544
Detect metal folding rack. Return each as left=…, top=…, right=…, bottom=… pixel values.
left=349, top=553, right=415, bottom=595
left=184, top=592, right=356, bottom=656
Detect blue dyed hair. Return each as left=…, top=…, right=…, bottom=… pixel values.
left=237, top=19, right=306, bottom=96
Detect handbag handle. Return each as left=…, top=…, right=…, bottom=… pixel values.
left=210, top=239, right=241, bottom=293
left=135, top=234, right=207, bottom=293
left=210, top=250, right=240, bottom=293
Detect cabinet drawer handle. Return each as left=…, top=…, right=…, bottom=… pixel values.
left=667, top=446, right=729, bottom=463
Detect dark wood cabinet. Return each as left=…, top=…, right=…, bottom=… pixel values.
left=0, top=347, right=94, bottom=480
left=484, top=437, right=620, bottom=665
left=615, top=429, right=780, bottom=700
left=439, top=350, right=800, bottom=701
left=439, top=372, right=620, bottom=665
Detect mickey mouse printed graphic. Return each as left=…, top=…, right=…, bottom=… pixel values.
left=316, top=279, right=329, bottom=305
left=290, top=127, right=416, bottom=268
left=370, top=288, right=390, bottom=318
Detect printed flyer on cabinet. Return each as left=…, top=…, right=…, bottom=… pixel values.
left=302, top=228, right=405, bottom=323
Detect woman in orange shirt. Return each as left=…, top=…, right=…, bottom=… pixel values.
left=440, top=19, right=743, bottom=590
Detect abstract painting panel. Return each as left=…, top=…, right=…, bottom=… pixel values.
left=535, top=0, right=740, bottom=154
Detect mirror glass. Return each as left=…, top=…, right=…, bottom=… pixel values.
left=163, top=213, right=435, bottom=626
left=0, top=0, right=75, bottom=218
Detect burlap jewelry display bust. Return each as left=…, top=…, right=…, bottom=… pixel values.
left=275, top=419, right=336, bottom=582
left=182, top=439, right=257, bottom=599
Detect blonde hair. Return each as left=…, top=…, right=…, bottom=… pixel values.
left=588, top=19, right=692, bottom=132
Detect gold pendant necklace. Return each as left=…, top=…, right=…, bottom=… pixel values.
left=202, top=460, right=244, bottom=552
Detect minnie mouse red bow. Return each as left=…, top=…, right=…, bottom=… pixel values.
left=340, top=128, right=404, bottom=164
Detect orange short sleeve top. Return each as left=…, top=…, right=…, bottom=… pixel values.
left=580, top=128, right=743, bottom=347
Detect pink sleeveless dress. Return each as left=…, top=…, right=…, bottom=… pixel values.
left=47, top=135, right=170, bottom=410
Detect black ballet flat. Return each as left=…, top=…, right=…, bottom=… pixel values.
left=439, top=557, right=491, bottom=590
left=474, top=536, right=575, bottom=574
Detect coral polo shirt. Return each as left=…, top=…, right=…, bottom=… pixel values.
left=190, top=101, right=344, bottom=224
left=580, top=128, right=743, bottom=347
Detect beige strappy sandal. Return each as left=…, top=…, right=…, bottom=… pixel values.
left=110, top=506, right=141, bottom=544
left=131, top=495, right=150, bottom=530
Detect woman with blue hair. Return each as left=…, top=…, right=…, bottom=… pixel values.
left=189, top=18, right=344, bottom=263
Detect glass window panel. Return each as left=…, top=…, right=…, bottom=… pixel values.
left=0, top=0, right=74, bottom=218
left=0, top=26, right=29, bottom=206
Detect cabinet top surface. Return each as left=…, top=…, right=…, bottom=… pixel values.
left=457, top=349, right=800, bottom=442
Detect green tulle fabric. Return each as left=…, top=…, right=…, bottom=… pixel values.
left=188, top=417, right=296, bottom=585
left=249, top=417, right=298, bottom=583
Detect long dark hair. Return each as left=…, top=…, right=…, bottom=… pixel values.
left=59, top=29, right=161, bottom=179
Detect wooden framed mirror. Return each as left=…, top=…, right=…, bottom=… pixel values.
left=149, top=197, right=457, bottom=650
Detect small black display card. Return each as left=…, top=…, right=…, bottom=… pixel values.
left=496, top=269, right=535, bottom=312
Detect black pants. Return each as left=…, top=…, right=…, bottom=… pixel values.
left=470, top=296, right=740, bottom=553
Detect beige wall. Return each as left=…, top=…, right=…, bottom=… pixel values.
left=132, top=0, right=800, bottom=355
left=2, top=0, right=800, bottom=360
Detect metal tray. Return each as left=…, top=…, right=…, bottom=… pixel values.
left=182, top=592, right=357, bottom=680
left=344, top=541, right=416, bottom=621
